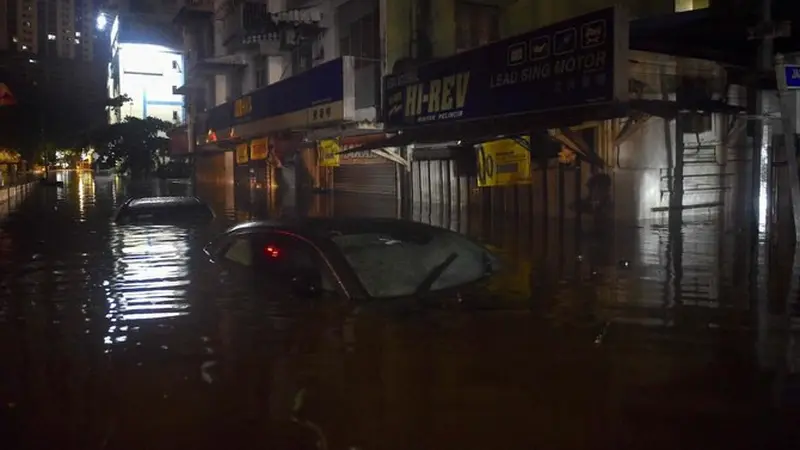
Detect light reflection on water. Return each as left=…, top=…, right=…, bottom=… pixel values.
left=104, top=223, right=192, bottom=347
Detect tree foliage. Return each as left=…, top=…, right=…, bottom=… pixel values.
left=91, top=116, right=172, bottom=178
left=0, top=74, right=131, bottom=163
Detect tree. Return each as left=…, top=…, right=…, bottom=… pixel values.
left=91, top=116, right=172, bottom=178
left=0, top=71, right=131, bottom=163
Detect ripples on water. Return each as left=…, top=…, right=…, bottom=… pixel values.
left=0, top=172, right=796, bottom=450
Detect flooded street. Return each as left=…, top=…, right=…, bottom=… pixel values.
left=0, top=171, right=796, bottom=450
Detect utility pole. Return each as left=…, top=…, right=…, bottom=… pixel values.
left=747, top=0, right=777, bottom=373
left=774, top=55, right=800, bottom=408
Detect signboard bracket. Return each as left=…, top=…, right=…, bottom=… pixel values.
left=372, top=149, right=409, bottom=167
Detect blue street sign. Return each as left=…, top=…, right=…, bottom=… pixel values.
left=784, top=64, right=800, bottom=90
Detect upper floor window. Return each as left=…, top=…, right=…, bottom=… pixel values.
left=339, top=11, right=379, bottom=69
left=675, top=0, right=710, bottom=11
left=455, top=1, right=499, bottom=53
left=254, top=55, right=267, bottom=88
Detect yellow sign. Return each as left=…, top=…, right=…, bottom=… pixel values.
left=476, top=138, right=532, bottom=187
left=318, top=139, right=340, bottom=167
left=235, top=143, right=249, bottom=165
left=250, top=138, right=268, bottom=160
left=234, top=96, right=252, bottom=118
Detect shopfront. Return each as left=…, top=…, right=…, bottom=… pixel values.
left=202, top=56, right=360, bottom=192
left=315, top=133, right=400, bottom=218
left=377, top=7, right=631, bottom=224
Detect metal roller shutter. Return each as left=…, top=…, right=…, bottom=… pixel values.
left=333, top=162, right=398, bottom=218
left=334, top=162, right=397, bottom=196
left=195, top=152, right=227, bottom=184
left=332, top=192, right=399, bottom=218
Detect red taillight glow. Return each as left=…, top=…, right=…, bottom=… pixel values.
left=264, top=245, right=280, bottom=258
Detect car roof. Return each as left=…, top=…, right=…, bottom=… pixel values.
left=224, top=217, right=446, bottom=238
left=127, top=196, right=206, bottom=209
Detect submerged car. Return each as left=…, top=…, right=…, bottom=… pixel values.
left=114, top=195, right=215, bottom=224
left=204, top=218, right=500, bottom=302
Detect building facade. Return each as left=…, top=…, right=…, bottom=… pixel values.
left=107, top=14, right=185, bottom=124
left=173, top=0, right=386, bottom=214
left=171, top=0, right=798, bottom=234
left=1, top=0, right=99, bottom=60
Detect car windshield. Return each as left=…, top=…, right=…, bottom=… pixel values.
left=330, top=228, right=496, bottom=298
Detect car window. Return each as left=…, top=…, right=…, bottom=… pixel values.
left=330, top=228, right=497, bottom=298
left=249, top=232, right=337, bottom=292
left=223, top=236, right=253, bottom=266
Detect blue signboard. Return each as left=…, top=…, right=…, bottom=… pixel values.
left=207, top=57, right=346, bottom=131
left=783, top=64, right=800, bottom=90
left=382, top=7, right=627, bottom=129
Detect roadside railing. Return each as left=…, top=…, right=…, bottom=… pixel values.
left=0, top=174, right=39, bottom=220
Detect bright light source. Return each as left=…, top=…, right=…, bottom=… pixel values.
left=96, top=14, right=107, bottom=31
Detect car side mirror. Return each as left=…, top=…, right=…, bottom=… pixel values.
left=290, top=269, right=323, bottom=298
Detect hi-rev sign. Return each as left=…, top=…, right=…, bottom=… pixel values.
left=381, top=7, right=626, bottom=129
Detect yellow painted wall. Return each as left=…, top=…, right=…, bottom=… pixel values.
left=502, top=0, right=674, bottom=38
left=383, top=0, right=414, bottom=73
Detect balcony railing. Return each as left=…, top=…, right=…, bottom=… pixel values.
left=173, top=0, right=214, bottom=24
left=221, top=0, right=324, bottom=49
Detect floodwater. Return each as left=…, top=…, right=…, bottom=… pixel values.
left=0, top=171, right=797, bottom=450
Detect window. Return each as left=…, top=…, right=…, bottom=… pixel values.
left=455, top=1, right=499, bottom=52
left=254, top=55, right=267, bottom=88
left=339, top=11, right=379, bottom=69
left=223, top=237, right=253, bottom=266
left=218, top=232, right=336, bottom=292
left=291, top=41, right=313, bottom=74
left=675, top=0, right=709, bottom=11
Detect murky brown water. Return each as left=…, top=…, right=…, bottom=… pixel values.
left=0, top=171, right=797, bottom=450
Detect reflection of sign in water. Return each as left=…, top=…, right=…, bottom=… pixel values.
left=318, top=139, right=340, bottom=167
left=382, top=7, right=627, bottom=128
left=250, top=138, right=268, bottom=160
left=476, top=138, right=532, bottom=187
left=236, top=143, right=249, bottom=164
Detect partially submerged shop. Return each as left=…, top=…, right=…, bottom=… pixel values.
left=315, top=133, right=405, bottom=217
left=199, top=56, right=366, bottom=196
left=354, top=6, right=748, bottom=233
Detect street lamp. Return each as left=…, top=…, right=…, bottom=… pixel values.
left=96, top=13, right=108, bottom=31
